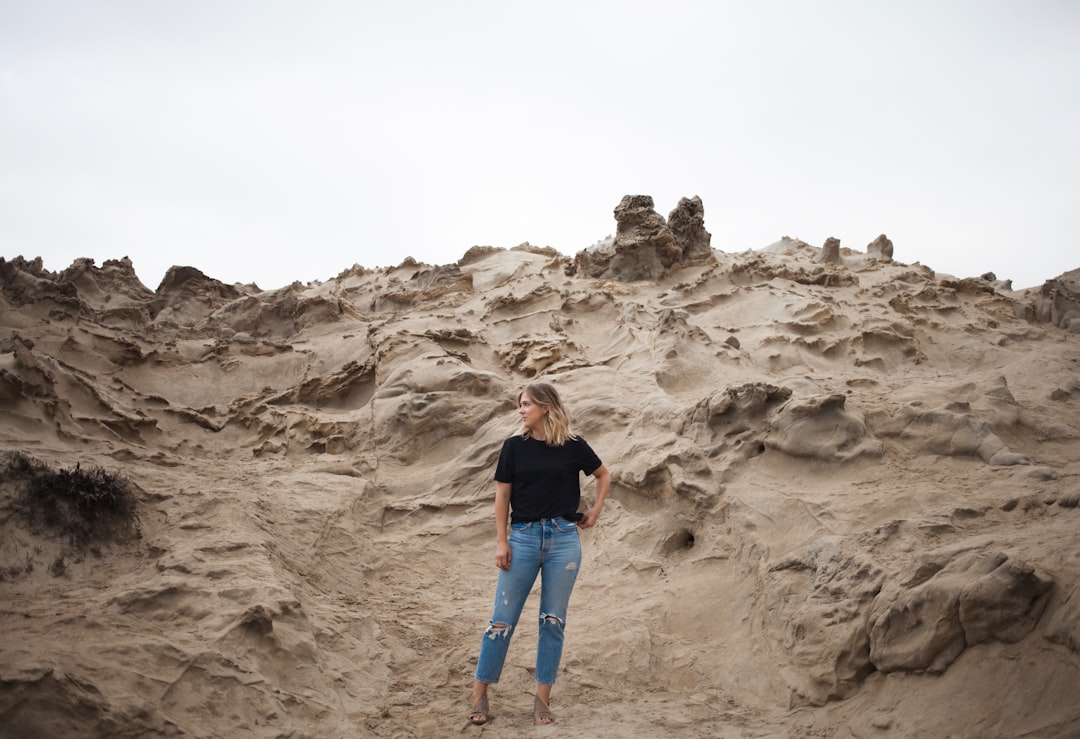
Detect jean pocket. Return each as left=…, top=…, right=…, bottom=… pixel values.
left=510, top=522, right=531, bottom=531
left=553, top=518, right=578, bottom=533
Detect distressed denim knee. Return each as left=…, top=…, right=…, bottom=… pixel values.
left=483, top=621, right=513, bottom=640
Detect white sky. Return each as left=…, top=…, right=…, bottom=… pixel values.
left=2, top=1, right=1078, bottom=291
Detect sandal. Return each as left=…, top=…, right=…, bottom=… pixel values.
left=534, top=695, right=555, bottom=725
left=468, top=693, right=490, bottom=725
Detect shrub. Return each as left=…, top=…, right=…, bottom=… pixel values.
left=4, top=452, right=140, bottom=547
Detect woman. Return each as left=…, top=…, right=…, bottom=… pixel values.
left=468, top=382, right=611, bottom=726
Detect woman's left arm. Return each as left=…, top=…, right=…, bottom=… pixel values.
left=579, top=464, right=610, bottom=529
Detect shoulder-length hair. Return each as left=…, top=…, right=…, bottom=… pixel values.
left=519, top=382, right=578, bottom=447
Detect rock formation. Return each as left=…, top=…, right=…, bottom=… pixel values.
left=866, top=233, right=894, bottom=262
left=667, top=195, right=713, bottom=261
left=0, top=234, right=1078, bottom=737
left=1024, top=267, right=1080, bottom=332
left=819, top=236, right=842, bottom=264
left=573, top=194, right=714, bottom=280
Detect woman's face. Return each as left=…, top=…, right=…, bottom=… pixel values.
left=518, top=393, right=548, bottom=436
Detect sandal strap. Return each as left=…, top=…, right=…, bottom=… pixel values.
left=534, top=696, right=555, bottom=724
left=468, top=694, right=490, bottom=724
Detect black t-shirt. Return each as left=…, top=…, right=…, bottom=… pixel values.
left=494, top=435, right=602, bottom=523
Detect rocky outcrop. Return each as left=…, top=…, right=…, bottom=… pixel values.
left=765, top=537, right=1056, bottom=705
left=766, top=536, right=883, bottom=704
left=59, top=257, right=155, bottom=309
left=819, top=237, right=842, bottom=265
left=1023, top=268, right=1080, bottom=332
left=151, top=266, right=247, bottom=325
left=667, top=195, right=713, bottom=262
left=573, top=194, right=714, bottom=281
left=870, top=400, right=1030, bottom=466
left=869, top=549, right=1052, bottom=673
left=766, top=393, right=884, bottom=462
left=0, top=256, right=81, bottom=311
left=866, top=234, right=894, bottom=262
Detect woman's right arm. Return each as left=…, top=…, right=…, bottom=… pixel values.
left=494, top=481, right=512, bottom=571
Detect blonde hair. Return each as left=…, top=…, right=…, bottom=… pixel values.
left=519, top=382, right=578, bottom=447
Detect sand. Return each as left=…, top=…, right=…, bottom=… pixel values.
left=1, top=231, right=1079, bottom=738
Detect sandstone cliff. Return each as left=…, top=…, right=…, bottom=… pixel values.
left=1, top=209, right=1078, bottom=737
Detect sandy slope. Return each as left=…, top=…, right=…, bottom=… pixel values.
left=1, top=238, right=1079, bottom=738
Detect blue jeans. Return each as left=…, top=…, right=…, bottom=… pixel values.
left=474, top=517, right=582, bottom=686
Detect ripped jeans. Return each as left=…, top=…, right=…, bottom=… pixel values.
left=474, top=517, right=582, bottom=686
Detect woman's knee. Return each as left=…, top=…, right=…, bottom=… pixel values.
left=483, top=620, right=514, bottom=639
left=539, top=613, right=565, bottom=630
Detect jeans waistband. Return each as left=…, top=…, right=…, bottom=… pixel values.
left=513, top=514, right=580, bottom=525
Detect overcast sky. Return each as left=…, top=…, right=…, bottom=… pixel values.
left=2, top=1, right=1078, bottom=290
